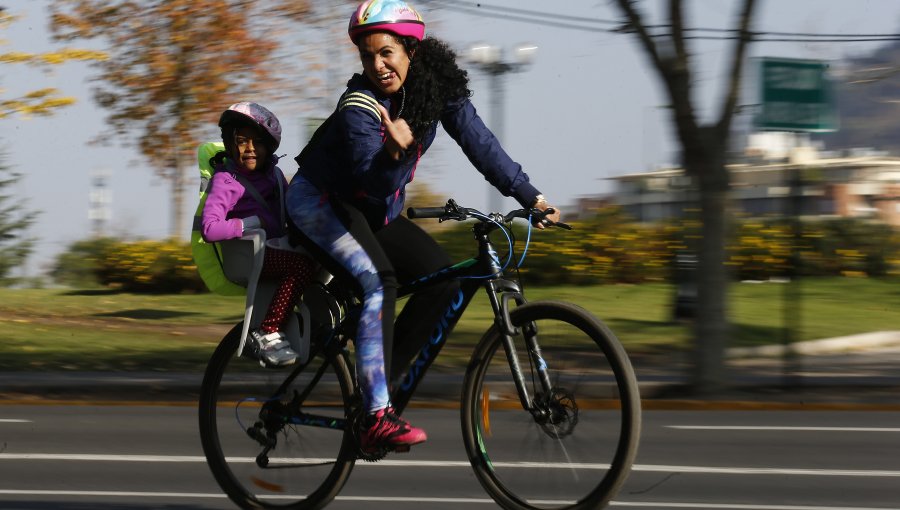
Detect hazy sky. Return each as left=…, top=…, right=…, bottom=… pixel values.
left=4, top=0, right=900, bottom=276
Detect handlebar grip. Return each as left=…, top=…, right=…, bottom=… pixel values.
left=407, top=207, right=446, bottom=219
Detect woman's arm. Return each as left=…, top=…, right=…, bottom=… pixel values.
left=440, top=97, right=540, bottom=207
left=442, top=97, right=561, bottom=226
left=338, top=90, right=414, bottom=198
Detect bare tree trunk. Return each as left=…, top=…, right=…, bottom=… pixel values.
left=613, top=0, right=757, bottom=394
left=685, top=128, right=731, bottom=391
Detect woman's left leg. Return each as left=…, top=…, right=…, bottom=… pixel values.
left=375, top=216, right=461, bottom=384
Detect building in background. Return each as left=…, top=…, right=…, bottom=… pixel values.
left=606, top=140, right=900, bottom=226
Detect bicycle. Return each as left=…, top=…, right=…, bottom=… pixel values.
left=199, top=198, right=642, bottom=510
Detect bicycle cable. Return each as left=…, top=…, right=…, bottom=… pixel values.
left=234, top=396, right=278, bottom=432
left=516, top=214, right=534, bottom=269
left=458, top=210, right=516, bottom=280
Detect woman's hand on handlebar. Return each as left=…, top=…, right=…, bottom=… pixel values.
left=532, top=196, right=561, bottom=230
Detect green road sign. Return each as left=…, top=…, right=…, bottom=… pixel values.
left=755, top=57, right=838, bottom=133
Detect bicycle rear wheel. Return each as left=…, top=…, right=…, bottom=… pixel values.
left=461, top=301, right=641, bottom=510
left=199, top=323, right=357, bottom=509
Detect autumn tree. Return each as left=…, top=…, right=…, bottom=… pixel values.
left=613, top=0, right=758, bottom=393
left=49, top=0, right=311, bottom=238
left=0, top=7, right=105, bottom=118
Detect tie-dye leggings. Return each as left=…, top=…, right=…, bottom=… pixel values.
left=287, top=176, right=395, bottom=413
left=287, top=174, right=461, bottom=414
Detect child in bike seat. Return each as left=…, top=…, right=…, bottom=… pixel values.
left=285, top=0, right=562, bottom=452
left=201, top=102, right=317, bottom=368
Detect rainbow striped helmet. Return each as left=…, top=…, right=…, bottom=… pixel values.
left=348, top=0, right=425, bottom=44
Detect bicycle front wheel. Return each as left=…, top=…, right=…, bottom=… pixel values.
left=199, top=323, right=357, bottom=510
left=461, top=301, right=641, bottom=510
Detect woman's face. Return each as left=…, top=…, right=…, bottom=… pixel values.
left=230, top=125, right=268, bottom=172
left=358, top=32, right=411, bottom=96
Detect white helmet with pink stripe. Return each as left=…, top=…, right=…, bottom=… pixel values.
left=218, top=102, right=282, bottom=151
left=348, top=0, right=425, bottom=44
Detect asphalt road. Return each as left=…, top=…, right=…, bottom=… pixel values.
left=1, top=405, right=899, bottom=510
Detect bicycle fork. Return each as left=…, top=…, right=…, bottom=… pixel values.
left=486, top=280, right=556, bottom=421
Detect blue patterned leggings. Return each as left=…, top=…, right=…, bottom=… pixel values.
left=286, top=177, right=394, bottom=412
left=287, top=175, right=461, bottom=414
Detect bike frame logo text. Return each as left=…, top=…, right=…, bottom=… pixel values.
left=400, top=288, right=465, bottom=391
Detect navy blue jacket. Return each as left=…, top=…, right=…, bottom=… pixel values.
left=294, top=74, right=540, bottom=223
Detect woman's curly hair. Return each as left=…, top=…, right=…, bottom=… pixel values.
left=398, top=36, right=471, bottom=143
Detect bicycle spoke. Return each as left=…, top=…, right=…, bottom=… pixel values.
left=199, top=324, right=356, bottom=509
left=463, top=301, right=641, bottom=510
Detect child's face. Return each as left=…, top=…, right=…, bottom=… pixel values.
left=358, top=32, right=411, bottom=96
left=231, top=125, right=268, bottom=171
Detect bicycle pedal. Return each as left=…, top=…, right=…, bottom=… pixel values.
left=393, top=445, right=410, bottom=453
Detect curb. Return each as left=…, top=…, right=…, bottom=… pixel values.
left=727, top=331, right=900, bottom=358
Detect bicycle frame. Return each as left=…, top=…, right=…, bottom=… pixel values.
left=266, top=213, right=556, bottom=433
left=390, top=219, right=551, bottom=415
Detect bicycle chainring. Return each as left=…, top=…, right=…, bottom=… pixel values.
left=347, top=406, right=389, bottom=462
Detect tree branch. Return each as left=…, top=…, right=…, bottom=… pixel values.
left=669, top=0, right=688, bottom=64
left=614, top=0, right=664, bottom=72
left=717, top=0, right=757, bottom=134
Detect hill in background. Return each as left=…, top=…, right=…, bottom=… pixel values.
left=815, top=40, right=900, bottom=154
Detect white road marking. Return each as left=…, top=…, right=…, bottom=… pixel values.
left=0, top=419, right=31, bottom=423
left=0, top=490, right=892, bottom=509
left=669, top=426, right=900, bottom=432
left=1, top=454, right=899, bottom=477
left=611, top=503, right=898, bottom=510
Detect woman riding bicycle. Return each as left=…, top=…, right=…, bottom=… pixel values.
left=285, top=0, right=561, bottom=452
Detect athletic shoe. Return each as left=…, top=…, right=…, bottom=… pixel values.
left=246, top=329, right=298, bottom=367
left=360, top=407, right=427, bottom=452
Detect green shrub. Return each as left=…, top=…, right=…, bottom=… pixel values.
left=53, top=238, right=206, bottom=293
left=50, top=237, right=119, bottom=288
left=97, top=239, right=206, bottom=293
left=50, top=210, right=898, bottom=291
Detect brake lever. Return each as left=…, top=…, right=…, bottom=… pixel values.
left=532, top=207, right=573, bottom=230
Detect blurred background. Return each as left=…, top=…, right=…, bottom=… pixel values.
left=0, top=0, right=898, bottom=394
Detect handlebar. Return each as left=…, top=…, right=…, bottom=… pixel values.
left=407, top=198, right=572, bottom=230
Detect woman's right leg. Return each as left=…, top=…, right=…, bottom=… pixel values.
left=287, top=178, right=426, bottom=450
left=287, top=182, right=393, bottom=413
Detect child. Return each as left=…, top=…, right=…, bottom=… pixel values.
left=202, top=102, right=316, bottom=367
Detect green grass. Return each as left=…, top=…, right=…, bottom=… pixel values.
left=1, top=277, right=897, bottom=372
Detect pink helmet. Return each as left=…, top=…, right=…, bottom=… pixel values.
left=218, top=102, right=282, bottom=151
left=348, top=0, right=425, bottom=44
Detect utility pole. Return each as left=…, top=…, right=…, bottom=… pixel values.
left=89, top=169, right=111, bottom=238
left=468, top=44, right=537, bottom=213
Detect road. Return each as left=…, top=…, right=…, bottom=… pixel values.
left=1, top=405, right=898, bottom=510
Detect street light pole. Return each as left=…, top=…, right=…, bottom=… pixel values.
left=469, top=44, right=536, bottom=214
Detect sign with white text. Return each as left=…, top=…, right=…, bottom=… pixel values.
left=755, top=57, right=838, bottom=133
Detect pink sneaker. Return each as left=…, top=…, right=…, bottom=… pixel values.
left=360, top=407, right=427, bottom=452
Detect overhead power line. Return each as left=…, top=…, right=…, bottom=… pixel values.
left=422, top=0, right=900, bottom=43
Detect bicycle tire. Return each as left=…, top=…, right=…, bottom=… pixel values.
left=461, top=301, right=641, bottom=510
left=199, top=323, right=357, bottom=510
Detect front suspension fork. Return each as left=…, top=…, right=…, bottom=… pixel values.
left=487, top=280, right=554, bottom=415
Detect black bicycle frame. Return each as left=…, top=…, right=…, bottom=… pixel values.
left=389, top=221, right=548, bottom=414
left=274, top=219, right=553, bottom=430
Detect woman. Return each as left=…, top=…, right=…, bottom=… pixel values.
left=286, top=0, right=561, bottom=452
